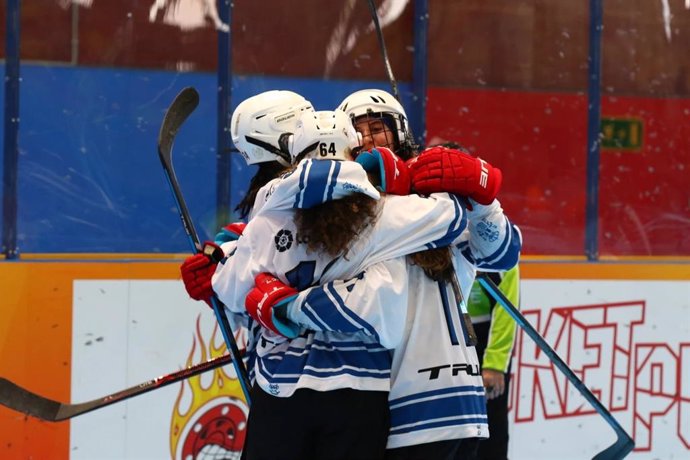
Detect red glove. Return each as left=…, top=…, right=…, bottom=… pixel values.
left=355, top=147, right=411, bottom=195
left=180, top=242, right=224, bottom=307
left=409, top=146, right=502, bottom=205
left=245, top=273, right=300, bottom=338
left=214, top=222, right=246, bottom=243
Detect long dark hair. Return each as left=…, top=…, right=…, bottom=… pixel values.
left=235, top=161, right=287, bottom=219
left=408, top=248, right=455, bottom=282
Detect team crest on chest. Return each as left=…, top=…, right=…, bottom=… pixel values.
left=274, top=229, right=293, bottom=252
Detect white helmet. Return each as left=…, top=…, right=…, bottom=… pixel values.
left=289, top=110, right=362, bottom=162
left=337, top=88, right=415, bottom=158
left=231, top=90, right=314, bottom=166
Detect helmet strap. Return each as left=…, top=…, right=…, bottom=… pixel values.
left=245, top=135, right=292, bottom=165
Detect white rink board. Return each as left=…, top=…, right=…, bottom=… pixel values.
left=70, top=280, right=226, bottom=460
left=69, top=278, right=689, bottom=459
left=509, top=279, right=690, bottom=460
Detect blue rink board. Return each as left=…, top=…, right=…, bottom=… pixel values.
left=1, top=65, right=409, bottom=254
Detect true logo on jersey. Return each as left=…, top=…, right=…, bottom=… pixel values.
left=274, top=229, right=293, bottom=252
left=418, top=363, right=481, bottom=380
left=268, top=383, right=280, bottom=395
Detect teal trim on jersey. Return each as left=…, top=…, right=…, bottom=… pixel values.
left=468, top=266, right=520, bottom=372
left=355, top=148, right=386, bottom=191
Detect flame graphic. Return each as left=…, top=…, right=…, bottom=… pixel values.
left=170, top=316, right=248, bottom=459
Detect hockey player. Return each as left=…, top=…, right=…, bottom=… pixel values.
left=214, top=109, right=484, bottom=460
left=249, top=190, right=519, bottom=460
left=183, top=105, right=466, bottom=459
left=182, top=98, right=514, bottom=459
left=264, top=89, right=519, bottom=459
left=231, top=90, right=313, bottom=220
left=337, top=88, right=417, bottom=160
left=232, top=113, right=516, bottom=459
left=181, top=89, right=314, bottom=383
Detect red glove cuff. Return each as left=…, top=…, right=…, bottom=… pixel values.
left=245, top=273, right=300, bottom=338
left=180, top=242, right=224, bottom=306
left=356, top=147, right=411, bottom=195
left=472, top=158, right=502, bottom=205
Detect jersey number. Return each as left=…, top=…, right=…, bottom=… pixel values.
left=318, top=142, right=337, bottom=157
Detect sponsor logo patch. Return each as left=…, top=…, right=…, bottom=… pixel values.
left=275, top=229, right=293, bottom=252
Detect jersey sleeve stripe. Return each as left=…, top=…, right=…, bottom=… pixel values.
left=294, top=160, right=344, bottom=209
left=475, top=223, right=521, bottom=270
left=325, top=160, right=341, bottom=202
left=301, top=302, right=331, bottom=331
left=301, top=284, right=378, bottom=339
left=326, top=282, right=380, bottom=341
left=293, top=159, right=311, bottom=208
left=425, top=195, right=467, bottom=249
left=301, top=160, right=330, bottom=208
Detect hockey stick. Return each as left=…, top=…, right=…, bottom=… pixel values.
left=366, top=0, right=400, bottom=101
left=367, top=3, right=631, bottom=456
left=478, top=274, right=634, bottom=460
left=449, top=274, right=478, bottom=347
left=157, top=87, right=252, bottom=405
left=367, top=1, right=477, bottom=349
left=0, top=354, right=233, bottom=421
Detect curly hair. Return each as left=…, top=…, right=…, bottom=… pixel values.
left=295, top=194, right=379, bottom=258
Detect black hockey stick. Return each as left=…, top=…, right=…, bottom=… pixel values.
left=366, top=0, right=400, bottom=101
left=368, top=1, right=476, bottom=348
left=367, top=2, right=631, bottom=456
left=0, top=354, right=232, bottom=421
left=478, top=274, right=635, bottom=460
left=158, top=87, right=252, bottom=405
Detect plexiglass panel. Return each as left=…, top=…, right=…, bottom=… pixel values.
left=0, top=0, right=688, bottom=257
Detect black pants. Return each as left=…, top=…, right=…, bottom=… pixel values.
left=242, top=384, right=390, bottom=460
left=386, top=438, right=480, bottom=460
left=473, top=321, right=511, bottom=460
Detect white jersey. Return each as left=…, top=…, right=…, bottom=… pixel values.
left=285, top=199, right=522, bottom=448
left=212, top=159, right=468, bottom=397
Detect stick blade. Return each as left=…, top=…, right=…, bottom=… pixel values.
left=0, top=378, right=61, bottom=421
left=592, top=434, right=635, bottom=460
left=157, top=87, right=200, bottom=162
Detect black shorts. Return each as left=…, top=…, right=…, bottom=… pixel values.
left=385, top=438, right=480, bottom=460
left=242, top=384, right=390, bottom=460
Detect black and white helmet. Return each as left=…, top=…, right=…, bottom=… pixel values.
left=231, top=90, right=314, bottom=166
left=337, top=88, right=415, bottom=158
left=289, top=110, right=361, bottom=163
